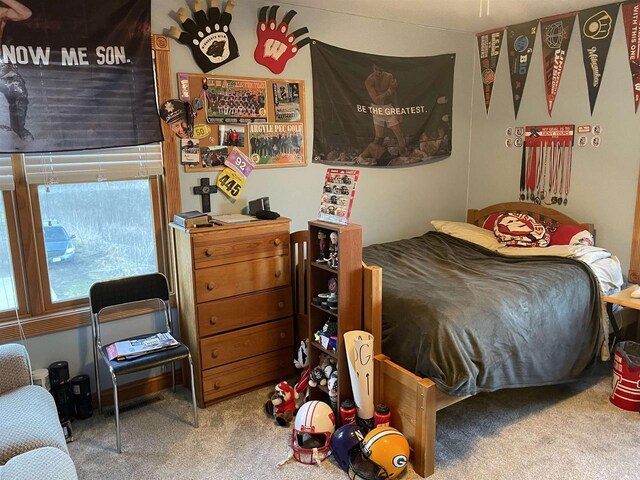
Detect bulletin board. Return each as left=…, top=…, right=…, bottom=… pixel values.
left=177, top=72, right=306, bottom=171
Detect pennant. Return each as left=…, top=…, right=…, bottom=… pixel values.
left=506, top=20, right=538, bottom=117
left=623, top=2, right=640, bottom=113
left=476, top=28, right=504, bottom=114
left=540, top=13, right=575, bottom=116
left=579, top=4, right=619, bottom=114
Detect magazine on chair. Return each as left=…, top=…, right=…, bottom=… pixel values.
left=105, top=333, right=179, bottom=361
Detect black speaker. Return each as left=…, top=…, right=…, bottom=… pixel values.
left=249, top=197, right=270, bottom=215
left=71, top=375, right=93, bottom=420
left=49, top=361, right=74, bottom=422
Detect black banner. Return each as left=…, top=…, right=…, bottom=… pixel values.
left=506, top=21, right=538, bottom=118
left=0, top=0, right=161, bottom=153
left=477, top=28, right=504, bottom=115
left=579, top=4, right=619, bottom=114
left=310, top=41, right=454, bottom=168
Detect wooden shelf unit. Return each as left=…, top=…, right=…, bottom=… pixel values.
left=307, top=220, right=362, bottom=421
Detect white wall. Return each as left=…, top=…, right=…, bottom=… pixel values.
left=468, top=13, right=639, bottom=273
left=151, top=0, right=476, bottom=245
left=10, top=2, right=476, bottom=388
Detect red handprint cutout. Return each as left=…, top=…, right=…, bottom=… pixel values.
left=254, top=5, right=310, bottom=74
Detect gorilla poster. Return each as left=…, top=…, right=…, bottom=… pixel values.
left=0, top=0, right=161, bottom=153
left=310, top=41, right=454, bottom=167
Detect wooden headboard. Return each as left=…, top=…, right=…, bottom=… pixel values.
left=467, top=202, right=595, bottom=236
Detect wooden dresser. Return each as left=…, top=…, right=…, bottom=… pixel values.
left=171, top=218, right=294, bottom=407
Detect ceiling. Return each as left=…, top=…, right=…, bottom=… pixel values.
left=280, top=0, right=614, bottom=33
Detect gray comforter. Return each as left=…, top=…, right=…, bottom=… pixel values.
left=362, top=232, right=601, bottom=396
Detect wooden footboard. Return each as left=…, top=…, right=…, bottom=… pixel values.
left=374, top=354, right=437, bottom=477
left=363, top=262, right=467, bottom=478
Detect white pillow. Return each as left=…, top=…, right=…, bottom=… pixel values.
left=431, top=220, right=504, bottom=251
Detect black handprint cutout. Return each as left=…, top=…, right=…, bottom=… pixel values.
left=169, top=0, right=239, bottom=73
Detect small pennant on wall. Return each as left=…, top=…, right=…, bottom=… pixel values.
left=506, top=20, right=538, bottom=118
left=476, top=28, right=504, bottom=115
left=578, top=4, right=619, bottom=114
left=540, top=13, right=575, bottom=116
left=623, top=2, right=640, bottom=113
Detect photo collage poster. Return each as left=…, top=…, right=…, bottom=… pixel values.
left=177, top=73, right=306, bottom=170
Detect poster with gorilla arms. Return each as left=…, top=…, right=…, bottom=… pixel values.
left=177, top=72, right=306, bottom=170
left=310, top=41, right=454, bottom=168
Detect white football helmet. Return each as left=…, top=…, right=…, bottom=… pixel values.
left=291, top=400, right=335, bottom=464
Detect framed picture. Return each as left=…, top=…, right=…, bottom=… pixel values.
left=219, top=125, right=246, bottom=148
left=204, top=77, right=267, bottom=124
left=248, top=123, right=304, bottom=166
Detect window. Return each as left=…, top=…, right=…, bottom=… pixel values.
left=0, top=199, right=17, bottom=313
left=38, top=181, right=158, bottom=303
left=0, top=145, right=168, bottom=339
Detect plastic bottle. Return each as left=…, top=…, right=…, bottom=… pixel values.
left=374, top=403, right=391, bottom=428
left=340, top=399, right=356, bottom=425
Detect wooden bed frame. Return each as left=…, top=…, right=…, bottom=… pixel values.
left=362, top=202, right=594, bottom=478
left=288, top=203, right=592, bottom=478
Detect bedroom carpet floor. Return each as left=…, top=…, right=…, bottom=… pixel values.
left=68, top=369, right=640, bottom=480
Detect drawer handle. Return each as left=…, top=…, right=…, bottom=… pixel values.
left=274, top=270, right=282, bottom=278
left=211, top=350, right=219, bottom=359
left=207, top=282, right=215, bottom=291
left=205, top=248, right=214, bottom=257
left=277, top=301, right=285, bottom=309
left=273, top=238, right=282, bottom=246
left=209, top=316, right=218, bottom=325
left=279, top=331, right=287, bottom=339
left=213, top=382, right=221, bottom=390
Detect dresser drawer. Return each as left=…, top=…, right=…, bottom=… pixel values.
left=197, top=288, right=293, bottom=336
left=202, top=348, right=294, bottom=404
left=200, top=318, right=293, bottom=369
left=195, top=255, right=290, bottom=303
left=193, top=226, right=289, bottom=268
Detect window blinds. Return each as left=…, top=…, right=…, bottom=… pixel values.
left=25, top=144, right=163, bottom=185
left=0, top=155, right=14, bottom=191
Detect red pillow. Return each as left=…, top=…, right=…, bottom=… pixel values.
left=482, top=213, right=501, bottom=231
left=493, top=212, right=550, bottom=247
left=546, top=224, right=594, bottom=246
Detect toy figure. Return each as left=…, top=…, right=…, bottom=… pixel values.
left=264, top=381, right=298, bottom=427
left=328, top=232, right=338, bottom=269
left=327, top=371, right=338, bottom=411
left=317, top=230, right=327, bottom=262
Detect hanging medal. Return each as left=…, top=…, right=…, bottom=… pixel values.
left=523, top=125, right=574, bottom=206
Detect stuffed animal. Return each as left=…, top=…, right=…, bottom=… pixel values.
left=293, top=339, right=308, bottom=370
left=309, top=354, right=336, bottom=388
left=308, top=365, right=325, bottom=388
left=264, top=381, right=298, bottom=427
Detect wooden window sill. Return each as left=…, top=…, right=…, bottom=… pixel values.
left=0, top=294, right=176, bottom=343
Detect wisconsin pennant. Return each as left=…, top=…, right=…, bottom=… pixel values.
left=540, top=13, right=575, bottom=116
left=578, top=4, right=619, bottom=114
left=476, top=28, right=504, bottom=115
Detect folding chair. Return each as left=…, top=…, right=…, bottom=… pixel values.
left=89, top=273, right=198, bottom=453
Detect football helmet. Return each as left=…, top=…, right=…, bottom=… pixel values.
left=349, top=426, right=410, bottom=479
left=330, top=424, right=365, bottom=472
left=291, top=401, right=335, bottom=465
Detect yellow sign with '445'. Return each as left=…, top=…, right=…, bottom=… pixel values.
left=216, top=167, right=245, bottom=201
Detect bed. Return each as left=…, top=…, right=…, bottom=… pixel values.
left=361, top=202, right=622, bottom=478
